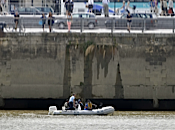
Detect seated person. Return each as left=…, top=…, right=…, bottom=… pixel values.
left=84, top=100, right=93, bottom=110
left=78, top=99, right=84, bottom=110
left=64, top=99, right=69, bottom=109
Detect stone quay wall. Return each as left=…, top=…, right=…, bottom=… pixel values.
left=0, top=33, right=175, bottom=108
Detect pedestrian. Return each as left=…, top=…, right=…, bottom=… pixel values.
left=168, top=0, right=174, bottom=16
left=149, top=0, right=155, bottom=13
left=48, top=12, right=54, bottom=33
left=14, top=11, right=20, bottom=31
left=1, top=0, right=5, bottom=8
left=160, top=0, right=164, bottom=15
left=127, top=11, right=132, bottom=33
left=102, top=0, right=110, bottom=17
left=67, top=11, right=72, bottom=32
left=65, top=0, right=74, bottom=15
left=154, top=0, right=159, bottom=15
left=87, top=0, right=94, bottom=13
left=126, top=1, right=132, bottom=13
left=163, top=0, right=168, bottom=16
left=55, top=0, right=59, bottom=15
left=116, top=1, right=126, bottom=15
left=41, top=13, right=46, bottom=32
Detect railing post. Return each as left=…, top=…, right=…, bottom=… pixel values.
left=142, top=18, right=145, bottom=33
left=111, top=18, right=114, bottom=34
left=173, top=19, right=174, bottom=33
left=19, top=17, right=22, bottom=33
left=81, top=17, right=84, bottom=33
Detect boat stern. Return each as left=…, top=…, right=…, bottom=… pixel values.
left=48, top=106, right=57, bottom=115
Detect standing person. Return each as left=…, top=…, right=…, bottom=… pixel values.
left=65, top=0, right=73, bottom=15
left=126, top=1, right=132, bottom=13
left=67, top=11, right=72, bottom=32
left=68, top=93, right=76, bottom=110
left=14, top=11, right=20, bottom=31
left=48, top=12, right=54, bottom=33
left=55, top=0, right=59, bottom=15
left=149, top=0, right=154, bottom=13
left=154, top=0, right=159, bottom=15
left=1, top=0, right=5, bottom=8
left=127, top=11, right=132, bottom=33
left=102, top=0, right=110, bottom=17
left=87, top=0, right=94, bottom=13
left=41, top=13, right=46, bottom=32
left=168, top=0, right=174, bottom=16
left=160, top=0, right=164, bottom=15
left=163, top=0, right=168, bottom=16
left=116, top=1, right=126, bottom=15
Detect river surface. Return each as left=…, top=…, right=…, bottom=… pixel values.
left=0, top=110, right=175, bottom=130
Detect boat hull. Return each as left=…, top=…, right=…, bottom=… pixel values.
left=48, top=106, right=114, bottom=115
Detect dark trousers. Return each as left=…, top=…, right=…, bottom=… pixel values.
left=69, top=102, right=74, bottom=110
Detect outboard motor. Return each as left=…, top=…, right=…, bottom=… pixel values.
left=48, top=106, right=57, bottom=115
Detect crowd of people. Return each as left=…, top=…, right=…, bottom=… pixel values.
left=7, top=0, right=175, bottom=33
left=63, top=93, right=101, bottom=110
left=116, top=0, right=174, bottom=16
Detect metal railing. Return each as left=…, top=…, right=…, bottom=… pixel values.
left=1, top=16, right=175, bottom=33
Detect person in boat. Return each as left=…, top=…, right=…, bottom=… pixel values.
left=64, top=99, right=69, bottom=109
left=68, top=93, right=76, bottom=110
left=78, top=99, right=84, bottom=110
left=84, top=99, right=97, bottom=110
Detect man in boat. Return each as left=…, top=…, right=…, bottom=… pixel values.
left=68, top=93, right=76, bottom=110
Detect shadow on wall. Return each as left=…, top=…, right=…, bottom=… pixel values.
left=62, top=43, right=124, bottom=100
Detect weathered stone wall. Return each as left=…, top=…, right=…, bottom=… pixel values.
left=0, top=33, right=175, bottom=107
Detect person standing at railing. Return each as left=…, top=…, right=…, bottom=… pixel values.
left=48, top=12, right=54, bottom=33
left=102, top=0, right=110, bottom=17
left=67, top=2, right=72, bottom=32
left=14, top=11, right=20, bottom=31
left=87, top=0, right=94, bottom=13
left=41, top=13, right=46, bottom=32
left=127, top=11, right=132, bottom=33
left=168, top=0, right=174, bottom=16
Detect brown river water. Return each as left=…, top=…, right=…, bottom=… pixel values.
left=0, top=110, right=175, bottom=130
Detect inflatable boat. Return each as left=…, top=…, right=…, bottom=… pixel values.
left=48, top=106, right=114, bottom=115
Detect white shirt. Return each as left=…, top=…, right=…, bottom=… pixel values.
left=102, top=0, right=110, bottom=5
left=69, top=95, right=75, bottom=102
left=88, top=0, right=94, bottom=5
